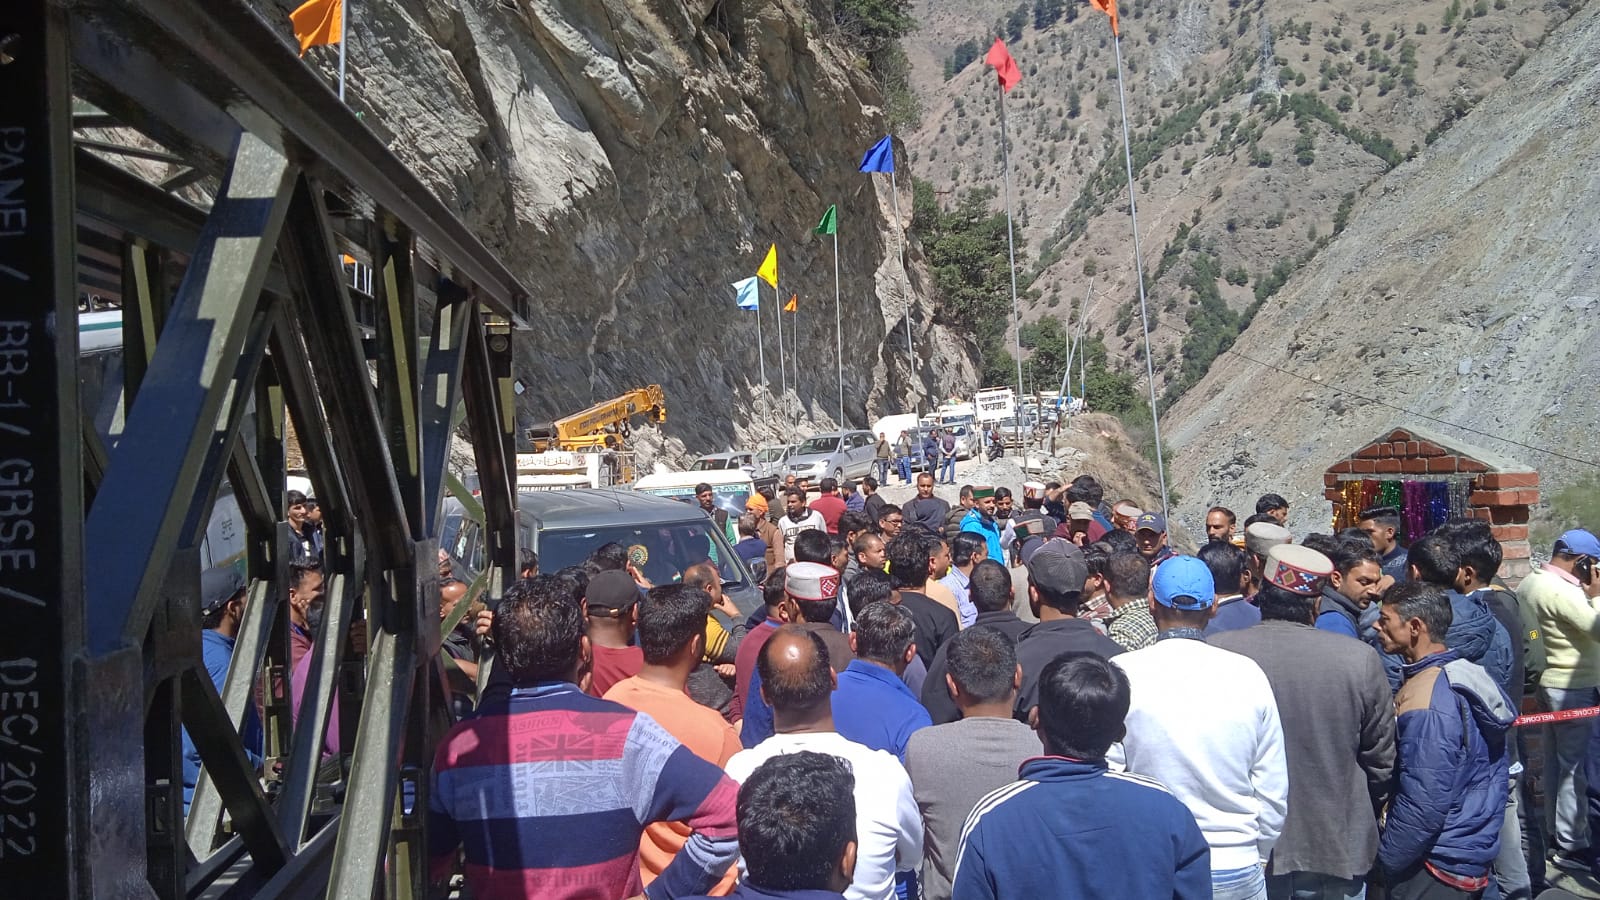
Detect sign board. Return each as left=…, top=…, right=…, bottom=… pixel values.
left=973, top=387, right=1016, bottom=423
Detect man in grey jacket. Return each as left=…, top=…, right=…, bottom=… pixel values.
left=904, top=626, right=1040, bottom=900
left=1211, top=543, right=1396, bottom=899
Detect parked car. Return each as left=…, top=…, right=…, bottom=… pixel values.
left=442, top=488, right=763, bottom=616
left=786, top=430, right=878, bottom=481
left=752, top=444, right=795, bottom=481
left=689, top=451, right=756, bottom=472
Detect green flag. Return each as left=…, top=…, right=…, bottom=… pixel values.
left=814, top=204, right=837, bottom=236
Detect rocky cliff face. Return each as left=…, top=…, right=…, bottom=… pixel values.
left=1163, top=0, right=1600, bottom=535
left=260, top=0, right=978, bottom=455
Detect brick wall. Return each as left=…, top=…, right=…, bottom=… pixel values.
left=1322, top=429, right=1539, bottom=585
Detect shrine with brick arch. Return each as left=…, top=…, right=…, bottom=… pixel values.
left=1324, top=424, right=1539, bottom=584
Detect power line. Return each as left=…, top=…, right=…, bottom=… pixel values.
left=1218, top=346, right=1600, bottom=470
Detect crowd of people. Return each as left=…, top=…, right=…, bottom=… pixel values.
left=191, top=466, right=1600, bottom=900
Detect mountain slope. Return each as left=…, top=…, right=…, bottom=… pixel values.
left=903, top=0, right=1576, bottom=405
left=1163, top=0, right=1600, bottom=534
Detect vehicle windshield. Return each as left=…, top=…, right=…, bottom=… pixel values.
left=689, top=458, right=733, bottom=471
left=756, top=446, right=786, bottom=463
left=636, top=483, right=752, bottom=517
left=537, top=519, right=746, bottom=587
left=795, top=436, right=841, bottom=455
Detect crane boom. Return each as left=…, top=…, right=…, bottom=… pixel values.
left=527, top=385, right=667, bottom=452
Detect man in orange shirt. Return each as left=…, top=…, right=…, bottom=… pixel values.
left=606, top=584, right=743, bottom=895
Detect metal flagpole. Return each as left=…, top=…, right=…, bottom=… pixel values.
left=888, top=168, right=915, bottom=410
left=833, top=230, right=844, bottom=428
left=1079, top=282, right=1091, bottom=404
left=1112, top=32, right=1170, bottom=515
left=755, top=291, right=769, bottom=425
left=998, top=79, right=1025, bottom=456
left=337, top=0, right=348, bottom=101
left=774, top=275, right=789, bottom=428
left=792, top=292, right=801, bottom=427
left=1060, top=277, right=1092, bottom=402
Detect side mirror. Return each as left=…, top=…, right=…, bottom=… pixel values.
left=749, top=559, right=768, bottom=586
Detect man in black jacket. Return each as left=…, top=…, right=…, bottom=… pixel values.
left=885, top=531, right=958, bottom=667
left=1012, top=539, right=1123, bottom=721
left=920, top=560, right=1031, bottom=724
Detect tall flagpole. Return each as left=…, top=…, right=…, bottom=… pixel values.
left=755, top=292, right=769, bottom=424
left=888, top=168, right=916, bottom=411
left=998, top=78, right=1025, bottom=456
left=337, top=0, right=348, bottom=101
left=792, top=294, right=801, bottom=427
left=1079, top=282, right=1090, bottom=406
left=774, top=276, right=789, bottom=429
left=1112, top=32, right=1170, bottom=515
left=833, top=230, right=844, bottom=428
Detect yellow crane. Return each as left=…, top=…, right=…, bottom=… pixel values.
left=527, top=385, right=667, bottom=453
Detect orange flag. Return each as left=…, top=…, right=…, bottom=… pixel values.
left=290, top=0, right=343, bottom=56
left=1090, top=0, right=1120, bottom=36
left=783, top=294, right=798, bottom=312
left=985, top=39, right=1022, bottom=93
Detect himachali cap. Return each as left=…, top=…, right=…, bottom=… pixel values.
left=1067, top=501, right=1095, bottom=521
left=786, top=562, right=841, bottom=602
left=1265, top=544, right=1334, bottom=596
left=1025, top=539, right=1089, bottom=595
left=586, top=570, right=640, bottom=613
left=972, top=486, right=997, bottom=500
left=1112, top=501, right=1142, bottom=518
left=1135, top=512, right=1167, bottom=534
left=1245, top=522, right=1293, bottom=557
left=1024, top=481, right=1047, bottom=495
left=1152, top=556, right=1215, bottom=610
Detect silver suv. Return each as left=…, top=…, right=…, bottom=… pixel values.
left=786, top=430, right=878, bottom=481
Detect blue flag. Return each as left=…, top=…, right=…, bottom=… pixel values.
left=859, top=135, right=895, bottom=173
left=732, top=276, right=760, bottom=310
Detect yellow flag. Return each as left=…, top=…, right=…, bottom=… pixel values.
left=757, top=244, right=779, bottom=289
left=784, top=294, right=797, bottom=312
left=290, top=0, right=343, bottom=57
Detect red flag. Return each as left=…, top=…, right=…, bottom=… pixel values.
left=1090, top=0, right=1120, bottom=36
left=985, top=39, right=1022, bottom=93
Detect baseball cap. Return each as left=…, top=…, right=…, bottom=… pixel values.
left=1151, top=556, right=1215, bottom=610
left=1135, top=512, right=1167, bottom=534
left=786, top=561, right=841, bottom=602
left=200, top=567, right=246, bottom=614
left=1557, top=529, right=1600, bottom=559
left=1244, top=521, right=1292, bottom=556
left=1264, top=544, right=1334, bottom=596
left=1067, top=501, right=1095, bottom=521
left=1025, top=539, right=1088, bottom=595
left=586, top=570, right=640, bottom=614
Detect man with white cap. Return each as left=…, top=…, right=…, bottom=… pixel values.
left=737, top=561, right=855, bottom=749
left=1244, top=521, right=1293, bottom=599
left=1212, top=545, right=1396, bottom=899
left=1110, top=555, right=1288, bottom=900
left=1520, top=528, right=1600, bottom=871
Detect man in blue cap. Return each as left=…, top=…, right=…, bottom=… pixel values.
left=1110, top=555, right=1288, bottom=900
left=1134, top=512, right=1175, bottom=568
left=1520, top=527, right=1600, bottom=872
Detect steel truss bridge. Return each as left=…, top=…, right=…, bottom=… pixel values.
left=2, top=0, right=535, bottom=895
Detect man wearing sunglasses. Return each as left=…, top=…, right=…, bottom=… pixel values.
left=1520, top=528, right=1600, bottom=873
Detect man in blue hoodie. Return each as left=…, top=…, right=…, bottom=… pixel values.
left=1375, top=581, right=1514, bottom=899
left=1377, top=533, right=1513, bottom=695
left=952, top=651, right=1211, bottom=900
left=959, top=486, right=1004, bottom=564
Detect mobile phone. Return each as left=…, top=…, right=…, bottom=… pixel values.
left=1577, top=556, right=1594, bottom=584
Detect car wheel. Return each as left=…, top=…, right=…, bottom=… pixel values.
left=833, top=467, right=844, bottom=482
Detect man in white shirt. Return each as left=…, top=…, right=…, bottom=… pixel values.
left=779, top=486, right=827, bottom=563
left=725, top=626, right=922, bottom=900
left=1109, top=555, right=1288, bottom=900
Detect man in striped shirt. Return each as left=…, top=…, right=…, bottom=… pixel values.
left=429, top=576, right=740, bottom=899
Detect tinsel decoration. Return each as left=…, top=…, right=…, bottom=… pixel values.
left=1449, top=480, right=1472, bottom=520
left=1426, top=482, right=1452, bottom=530
left=1361, top=480, right=1381, bottom=515
left=1377, top=480, right=1403, bottom=515
left=1402, top=481, right=1427, bottom=540
left=1338, top=480, right=1365, bottom=529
